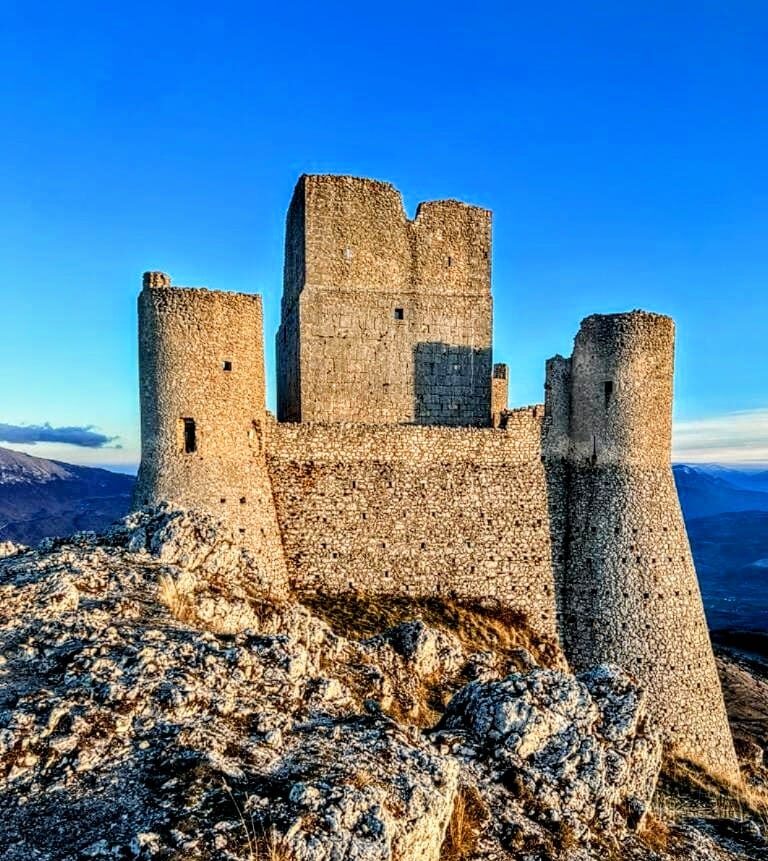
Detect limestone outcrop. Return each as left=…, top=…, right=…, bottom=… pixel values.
left=0, top=510, right=763, bottom=860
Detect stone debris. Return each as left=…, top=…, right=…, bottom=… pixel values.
left=0, top=508, right=763, bottom=860
left=0, top=540, right=27, bottom=559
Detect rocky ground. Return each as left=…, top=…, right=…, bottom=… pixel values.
left=0, top=508, right=766, bottom=861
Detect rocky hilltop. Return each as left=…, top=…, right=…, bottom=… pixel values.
left=0, top=509, right=766, bottom=861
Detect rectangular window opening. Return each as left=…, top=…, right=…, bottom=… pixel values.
left=604, top=380, right=614, bottom=408
left=222, top=360, right=233, bottom=371
left=394, top=307, right=404, bottom=320
left=182, top=418, right=196, bottom=454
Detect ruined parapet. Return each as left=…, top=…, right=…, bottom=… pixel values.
left=133, top=273, right=288, bottom=598
left=491, top=363, right=509, bottom=427
left=554, top=311, right=739, bottom=779
left=276, top=175, right=492, bottom=425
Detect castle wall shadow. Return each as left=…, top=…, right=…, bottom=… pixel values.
left=412, top=342, right=492, bottom=427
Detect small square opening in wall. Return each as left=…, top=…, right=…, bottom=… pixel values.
left=222, top=361, right=232, bottom=371
left=394, top=308, right=404, bottom=320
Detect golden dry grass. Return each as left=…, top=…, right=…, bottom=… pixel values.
left=637, top=811, right=670, bottom=854
left=654, top=754, right=768, bottom=827
left=157, top=574, right=196, bottom=623
left=301, top=593, right=564, bottom=670
left=440, top=785, right=488, bottom=860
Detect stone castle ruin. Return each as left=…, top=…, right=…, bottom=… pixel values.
left=134, top=174, right=739, bottom=780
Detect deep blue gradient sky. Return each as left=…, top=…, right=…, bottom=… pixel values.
left=1, top=2, right=766, bottom=470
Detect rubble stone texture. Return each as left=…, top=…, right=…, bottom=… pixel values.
left=133, top=174, right=739, bottom=783
left=548, top=313, right=740, bottom=780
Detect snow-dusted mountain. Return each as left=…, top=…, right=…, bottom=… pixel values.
left=0, top=446, right=135, bottom=544
left=673, top=463, right=768, bottom=519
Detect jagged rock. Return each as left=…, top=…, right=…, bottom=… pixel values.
left=0, top=507, right=761, bottom=861
left=247, top=717, right=458, bottom=861
left=0, top=540, right=27, bottom=559
left=111, top=505, right=287, bottom=601
left=435, top=665, right=661, bottom=842
left=366, top=619, right=465, bottom=677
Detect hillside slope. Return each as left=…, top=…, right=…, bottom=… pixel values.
left=0, top=447, right=134, bottom=544
left=673, top=465, right=768, bottom=520
left=0, top=509, right=766, bottom=861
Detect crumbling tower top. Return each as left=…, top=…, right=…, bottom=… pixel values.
left=276, top=174, right=493, bottom=425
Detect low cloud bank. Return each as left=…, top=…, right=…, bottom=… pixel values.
left=0, top=423, right=119, bottom=449
left=673, top=409, right=768, bottom=465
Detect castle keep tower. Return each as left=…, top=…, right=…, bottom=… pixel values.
left=133, top=272, right=287, bottom=595
left=547, top=312, right=739, bottom=779
left=276, top=175, right=493, bottom=425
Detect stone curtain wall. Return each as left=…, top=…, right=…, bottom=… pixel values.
left=266, top=409, right=560, bottom=637
left=553, top=312, right=740, bottom=780
left=276, top=175, right=493, bottom=425
left=133, top=275, right=288, bottom=597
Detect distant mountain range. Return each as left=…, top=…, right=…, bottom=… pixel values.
left=673, top=464, right=768, bottom=632
left=673, top=463, right=768, bottom=519
left=0, top=446, right=765, bottom=632
left=0, top=446, right=135, bottom=544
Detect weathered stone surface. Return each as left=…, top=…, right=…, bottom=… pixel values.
left=0, top=513, right=762, bottom=860
left=435, top=665, right=661, bottom=840
left=0, top=540, right=26, bottom=559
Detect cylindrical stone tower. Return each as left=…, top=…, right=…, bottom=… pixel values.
left=133, top=272, right=288, bottom=597
left=559, top=311, right=739, bottom=780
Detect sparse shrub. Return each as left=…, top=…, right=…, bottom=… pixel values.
left=157, top=573, right=195, bottom=623
left=302, top=593, right=563, bottom=669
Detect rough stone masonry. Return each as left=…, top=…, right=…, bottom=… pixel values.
left=133, top=173, right=740, bottom=781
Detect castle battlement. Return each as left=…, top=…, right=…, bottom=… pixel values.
left=133, top=174, right=740, bottom=781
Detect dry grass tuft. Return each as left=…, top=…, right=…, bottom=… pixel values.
left=654, top=755, right=768, bottom=826
left=157, top=574, right=196, bottom=623
left=253, top=833, right=295, bottom=861
left=637, top=811, right=670, bottom=853
left=302, top=593, right=563, bottom=670
left=441, top=785, right=488, bottom=860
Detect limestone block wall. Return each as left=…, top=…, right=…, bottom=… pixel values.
left=133, top=273, right=288, bottom=597
left=553, top=311, right=739, bottom=780
left=276, top=175, right=493, bottom=425
left=266, top=408, right=560, bottom=637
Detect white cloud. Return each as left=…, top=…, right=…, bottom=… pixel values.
left=673, top=408, right=768, bottom=465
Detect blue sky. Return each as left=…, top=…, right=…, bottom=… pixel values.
left=1, top=2, right=766, bottom=471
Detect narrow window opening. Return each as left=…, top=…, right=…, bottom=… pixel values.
left=240, top=497, right=246, bottom=504
left=604, top=380, right=613, bottom=407
left=222, top=360, right=233, bottom=372
left=182, top=418, right=196, bottom=454
left=394, top=307, right=404, bottom=320
left=447, top=255, right=453, bottom=267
